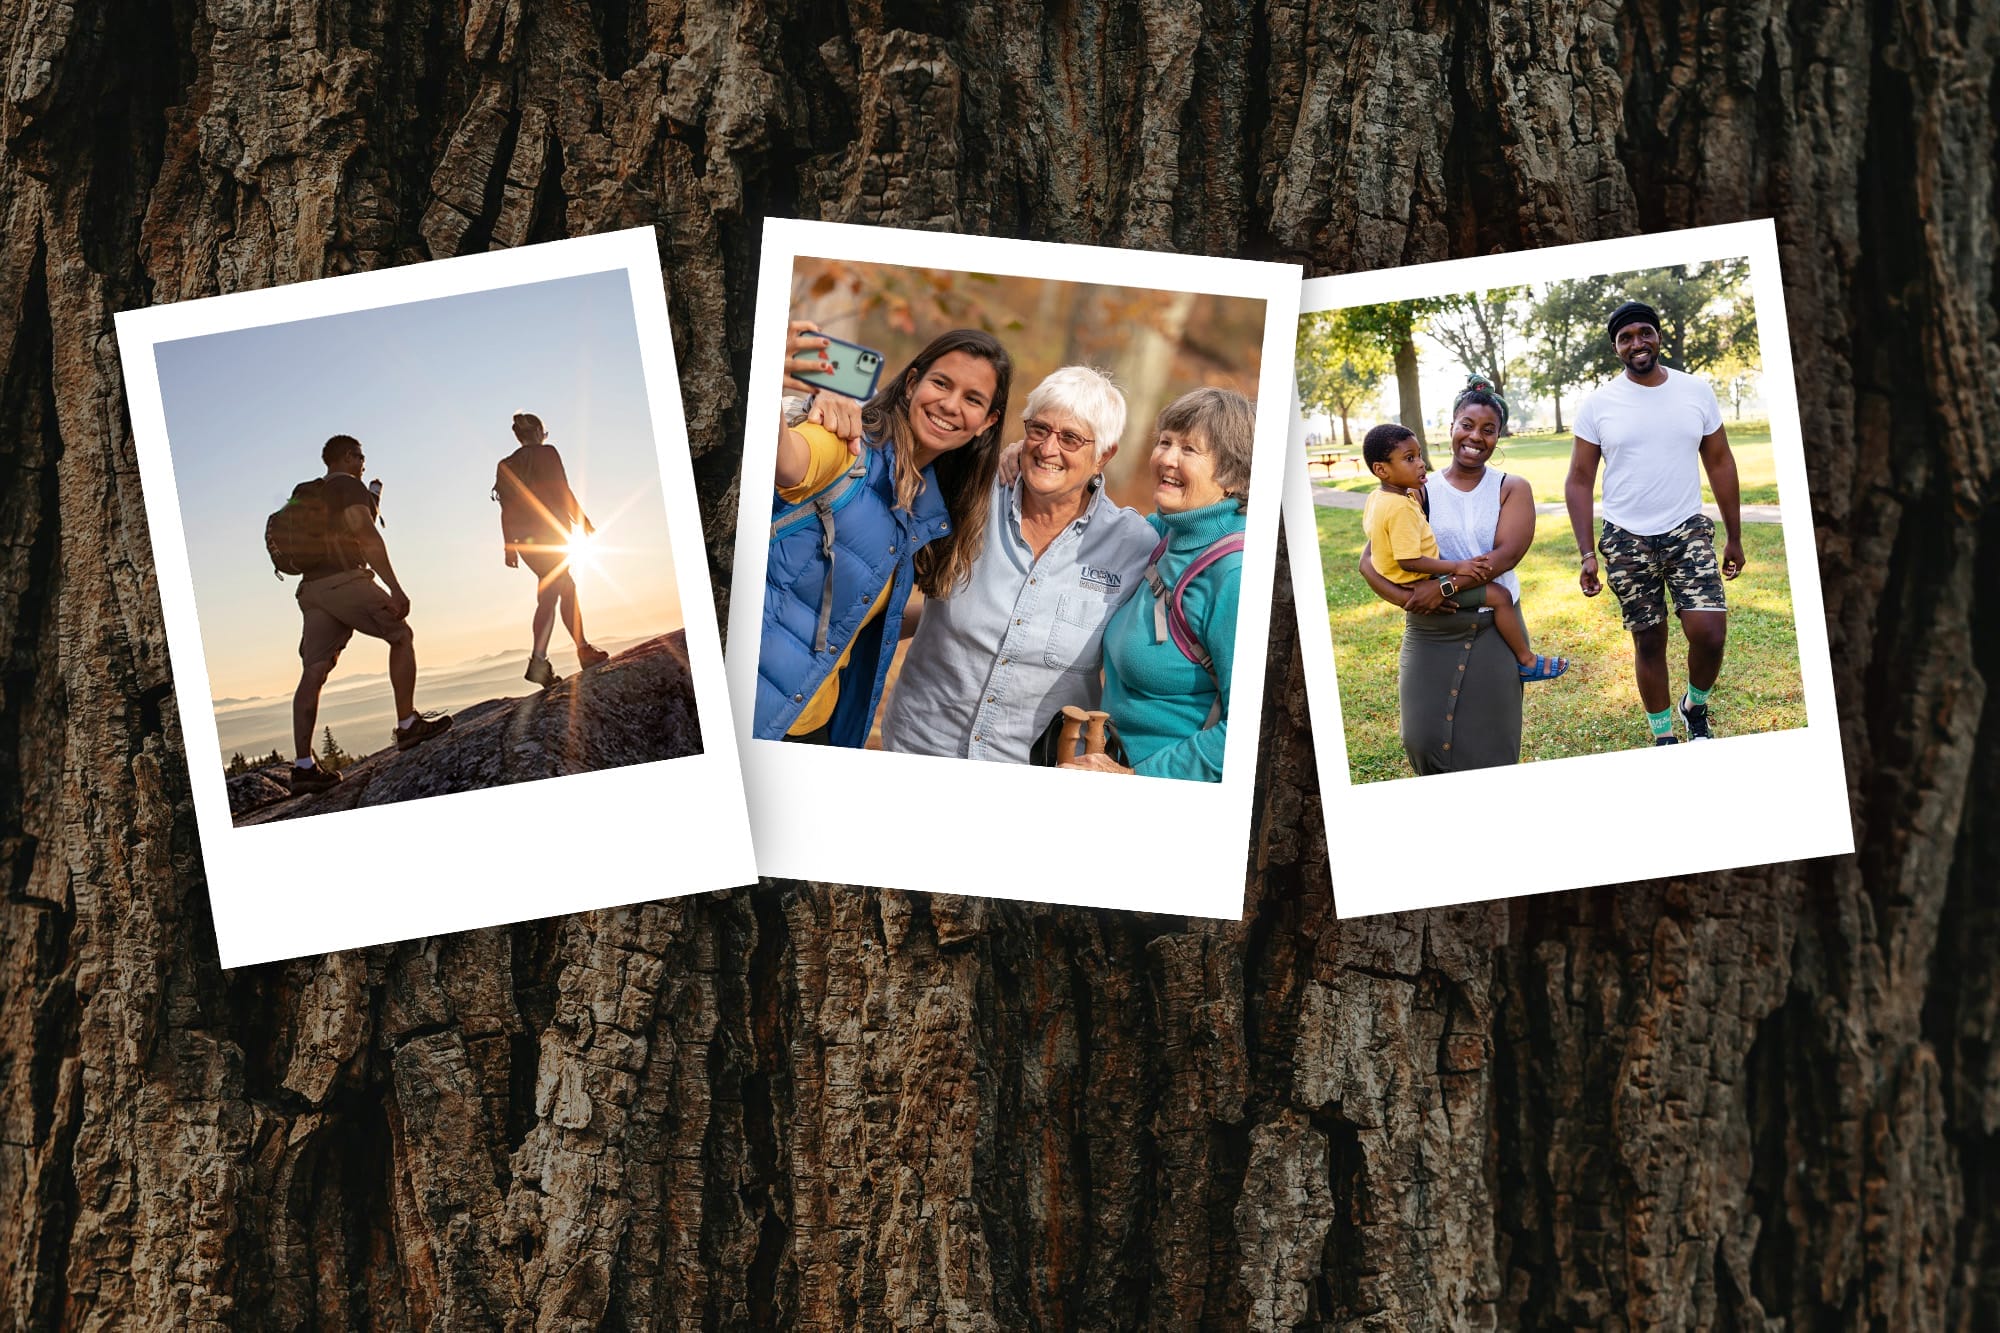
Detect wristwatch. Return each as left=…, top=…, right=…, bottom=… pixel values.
left=1437, top=576, right=1457, bottom=598
left=781, top=393, right=814, bottom=428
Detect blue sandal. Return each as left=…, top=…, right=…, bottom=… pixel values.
left=1519, top=653, right=1569, bottom=682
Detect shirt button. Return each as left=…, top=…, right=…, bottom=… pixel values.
left=1450, top=689, right=1459, bottom=697
left=1446, top=713, right=1453, bottom=721
left=888, top=544, right=896, bottom=553
left=999, top=657, right=1008, bottom=665
left=973, top=733, right=981, bottom=741
left=1457, top=664, right=1465, bottom=672
left=1015, top=618, right=1022, bottom=625
left=792, top=693, right=803, bottom=702
left=1442, top=742, right=1451, bottom=751
left=1030, top=577, right=1037, bottom=584
left=986, top=696, right=995, bottom=703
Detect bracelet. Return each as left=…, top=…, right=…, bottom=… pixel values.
left=781, top=393, right=813, bottom=428
left=1578, top=551, right=1598, bottom=564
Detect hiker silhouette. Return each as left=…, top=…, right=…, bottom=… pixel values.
left=495, top=412, right=610, bottom=688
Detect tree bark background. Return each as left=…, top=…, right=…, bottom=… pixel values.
left=1, top=0, right=1996, bottom=1328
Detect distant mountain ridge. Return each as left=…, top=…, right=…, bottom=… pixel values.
left=229, top=633, right=703, bottom=824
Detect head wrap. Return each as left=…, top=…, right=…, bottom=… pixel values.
left=1606, top=300, right=1660, bottom=340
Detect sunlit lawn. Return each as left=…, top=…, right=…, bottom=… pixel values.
left=1317, top=418, right=1780, bottom=507
left=1316, top=504, right=1808, bottom=784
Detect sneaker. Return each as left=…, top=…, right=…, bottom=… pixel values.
left=577, top=643, right=610, bottom=669
left=1654, top=734, right=1680, bottom=747
left=1678, top=695, right=1713, bottom=741
left=525, top=655, right=561, bottom=689
left=288, top=763, right=342, bottom=795
left=393, top=711, right=453, bottom=751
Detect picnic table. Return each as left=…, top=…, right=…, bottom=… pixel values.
left=1306, top=446, right=1363, bottom=477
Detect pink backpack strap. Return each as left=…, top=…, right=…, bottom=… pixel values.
left=1144, top=532, right=1246, bottom=671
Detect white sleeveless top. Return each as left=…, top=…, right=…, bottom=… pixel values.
left=1427, top=467, right=1519, bottom=600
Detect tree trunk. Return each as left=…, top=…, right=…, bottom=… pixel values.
left=1394, top=334, right=1426, bottom=460
left=2, top=2, right=1996, bottom=1329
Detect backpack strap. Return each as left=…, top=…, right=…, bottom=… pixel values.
left=771, top=449, right=871, bottom=654
left=1143, top=531, right=1246, bottom=724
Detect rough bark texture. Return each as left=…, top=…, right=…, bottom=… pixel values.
left=2, top=1, right=1996, bottom=1329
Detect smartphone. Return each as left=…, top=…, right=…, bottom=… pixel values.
left=792, top=333, right=885, bottom=401
left=368, top=479, right=386, bottom=526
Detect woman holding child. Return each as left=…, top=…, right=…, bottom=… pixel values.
left=1358, top=388, right=1554, bottom=774
left=755, top=329, right=1012, bottom=746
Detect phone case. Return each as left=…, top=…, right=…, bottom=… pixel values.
left=793, top=333, right=885, bottom=401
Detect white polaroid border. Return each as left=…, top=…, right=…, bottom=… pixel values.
left=729, top=219, right=1301, bottom=914
left=1283, top=220, right=1853, bottom=917
left=117, top=227, right=756, bottom=966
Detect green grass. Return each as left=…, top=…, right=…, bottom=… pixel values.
left=1318, top=419, right=1780, bottom=507
left=1317, top=503, right=1808, bottom=783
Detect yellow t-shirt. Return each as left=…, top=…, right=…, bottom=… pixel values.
left=779, top=422, right=895, bottom=736
left=1362, top=488, right=1437, bottom=585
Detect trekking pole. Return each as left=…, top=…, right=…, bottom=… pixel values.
left=1085, top=711, right=1110, bottom=757
left=1058, top=705, right=1089, bottom=762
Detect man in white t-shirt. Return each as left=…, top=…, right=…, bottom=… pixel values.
left=1565, top=300, right=1744, bottom=746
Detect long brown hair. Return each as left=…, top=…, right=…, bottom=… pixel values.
left=861, top=329, right=1013, bottom=598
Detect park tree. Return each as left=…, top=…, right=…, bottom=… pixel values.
left=1, top=4, right=1994, bottom=1330
left=1426, top=287, right=1527, bottom=431
left=1524, top=276, right=1617, bottom=432
left=1342, top=300, right=1438, bottom=455
left=1295, top=310, right=1392, bottom=450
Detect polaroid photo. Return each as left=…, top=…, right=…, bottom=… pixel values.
left=1282, top=219, right=1852, bottom=917
left=118, top=227, right=755, bottom=966
left=727, top=219, right=1302, bottom=914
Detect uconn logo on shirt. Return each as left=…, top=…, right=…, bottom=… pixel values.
left=1079, top=567, right=1122, bottom=593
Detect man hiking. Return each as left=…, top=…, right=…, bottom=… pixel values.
left=496, top=411, right=609, bottom=688
left=1565, top=299, right=1745, bottom=746
left=289, top=434, right=450, bottom=794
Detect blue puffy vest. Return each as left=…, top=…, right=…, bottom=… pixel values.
left=757, top=441, right=953, bottom=745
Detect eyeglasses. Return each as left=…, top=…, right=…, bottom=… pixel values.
left=1023, top=418, right=1095, bottom=454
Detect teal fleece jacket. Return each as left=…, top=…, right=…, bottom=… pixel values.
left=1100, top=498, right=1245, bottom=782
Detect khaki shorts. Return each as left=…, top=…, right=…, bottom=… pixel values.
left=514, top=540, right=573, bottom=587
left=298, top=568, right=410, bottom=667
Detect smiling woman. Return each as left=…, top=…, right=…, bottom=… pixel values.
left=756, top=329, right=1014, bottom=747
left=881, top=365, right=1161, bottom=763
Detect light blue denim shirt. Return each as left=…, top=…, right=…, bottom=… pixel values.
left=881, top=474, right=1160, bottom=763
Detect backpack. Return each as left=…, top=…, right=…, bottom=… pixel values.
left=1142, top=531, right=1245, bottom=728
left=265, top=479, right=336, bottom=578
left=494, top=444, right=573, bottom=540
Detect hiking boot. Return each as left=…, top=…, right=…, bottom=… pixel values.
left=577, top=643, right=610, bottom=669
left=289, top=763, right=342, bottom=796
left=525, top=655, right=560, bottom=689
left=1678, top=695, right=1713, bottom=741
left=394, top=711, right=453, bottom=751
left=1654, top=734, right=1680, bottom=747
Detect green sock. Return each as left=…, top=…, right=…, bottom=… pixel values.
left=1647, top=707, right=1675, bottom=738
left=1684, top=682, right=1712, bottom=708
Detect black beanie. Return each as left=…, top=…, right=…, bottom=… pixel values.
left=1606, top=300, right=1660, bottom=339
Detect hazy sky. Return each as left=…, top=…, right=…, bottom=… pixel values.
left=158, top=269, right=683, bottom=702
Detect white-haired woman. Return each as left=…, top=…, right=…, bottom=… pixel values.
left=1061, top=387, right=1253, bottom=783
left=880, top=365, right=1159, bottom=761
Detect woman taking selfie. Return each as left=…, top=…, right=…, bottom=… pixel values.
left=755, top=328, right=1013, bottom=746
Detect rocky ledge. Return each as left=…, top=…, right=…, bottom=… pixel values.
left=230, top=633, right=703, bottom=825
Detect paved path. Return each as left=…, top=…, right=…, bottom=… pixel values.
left=1309, top=482, right=1783, bottom=525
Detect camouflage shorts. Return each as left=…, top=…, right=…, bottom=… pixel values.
left=1598, top=514, right=1727, bottom=632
